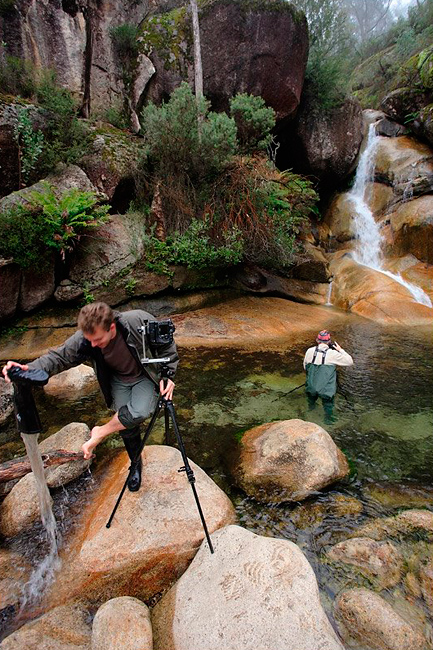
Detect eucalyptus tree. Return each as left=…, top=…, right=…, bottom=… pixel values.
left=341, top=0, right=395, bottom=42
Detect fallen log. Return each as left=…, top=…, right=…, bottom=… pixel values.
left=0, top=450, right=85, bottom=484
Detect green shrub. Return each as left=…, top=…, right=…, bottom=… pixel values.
left=35, top=71, right=88, bottom=173
left=0, top=202, right=53, bottom=269
left=140, top=82, right=237, bottom=182
left=109, top=23, right=140, bottom=61
left=229, top=93, right=276, bottom=154
left=0, top=55, right=36, bottom=97
left=28, top=182, right=110, bottom=259
left=13, top=107, right=44, bottom=187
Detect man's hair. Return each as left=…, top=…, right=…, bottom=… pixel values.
left=78, top=302, right=114, bottom=334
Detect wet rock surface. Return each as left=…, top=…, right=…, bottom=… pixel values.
left=233, top=419, right=349, bottom=503
left=0, top=601, right=92, bottom=650
left=0, top=423, right=91, bottom=537
left=327, top=537, right=404, bottom=589
left=334, top=587, right=429, bottom=650
left=152, top=524, right=344, bottom=650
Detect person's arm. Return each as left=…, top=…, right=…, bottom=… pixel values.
left=328, top=343, right=353, bottom=366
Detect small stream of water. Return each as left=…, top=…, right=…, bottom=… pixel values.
left=18, top=434, right=59, bottom=609
left=349, top=122, right=432, bottom=308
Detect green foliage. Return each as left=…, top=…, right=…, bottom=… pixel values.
left=141, top=82, right=237, bottom=181
left=28, top=182, right=110, bottom=259
left=0, top=0, right=15, bottom=15
left=103, top=102, right=130, bottom=129
left=35, top=71, right=88, bottom=173
left=294, top=0, right=354, bottom=111
left=110, top=23, right=140, bottom=61
left=13, top=107, right=44, bottom=186
left=0, top=202, right=54, bottom=269
left=0, top=55, right=36, bottom=97
left=229, top=93, right=276, bottom=154
left=142, top=220, right=243, bottom=272
left=82, top=285, right=95, bottom=305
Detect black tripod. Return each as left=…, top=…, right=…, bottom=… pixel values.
left=106, top=395, right=214, bottom=554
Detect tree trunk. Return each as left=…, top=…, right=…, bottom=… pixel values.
left=190, top=0, right=203, bottom=99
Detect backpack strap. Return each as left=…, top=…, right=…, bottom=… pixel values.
left=312, top=345, right=328, bottom=365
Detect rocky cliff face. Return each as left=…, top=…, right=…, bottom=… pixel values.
left=0, top=0, right=308, bottom=122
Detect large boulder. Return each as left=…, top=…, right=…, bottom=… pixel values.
left=91, top=596, right=152, bottom=650
left=43, top=365, right=98, bottom=401
left=45, top=445, right=236, bottom=606
left=144, top=0, right=308, bottom=120
left=79, top=124, right=142, bottom=203
left=54, top=213, right=145, bottom=303
left=384, top=195, right=433, bottom=265
left=334, top=588, right=428, bottom=650
left=0, top=377, right=14, bottom=425
left=152, top=525, right=345, bottom=650
left=0, top=601, right=92, bottom=650
left=0, top=102, right=21, bottom=198
left=0, top=258, right=21, bottom=322
left=232, top=419, right=349, bottom=503
left=232, top=265, right=330, bottom=305
left=373, top=135, right=433, bottom=192
left=279, top=97, right=363, bottom=190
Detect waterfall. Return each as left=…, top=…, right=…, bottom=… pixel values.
left=349, top=123, right=432, bottom=308
left=326, top=281, right=333, bottom=306
left=19, top=433, right=60, bottom=609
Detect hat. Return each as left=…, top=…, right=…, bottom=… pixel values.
left=316, top=330, right=331, bottom=343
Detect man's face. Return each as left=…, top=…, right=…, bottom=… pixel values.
left=84, top=323, right=116, bottom=348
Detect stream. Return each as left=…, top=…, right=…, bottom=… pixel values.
left=0, top=312, right=432, bottom=643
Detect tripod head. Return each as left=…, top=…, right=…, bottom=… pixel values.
left=137, top=319, right=175, bottom=365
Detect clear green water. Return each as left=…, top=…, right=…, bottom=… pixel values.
left=1, top=318, right=432, bottom=644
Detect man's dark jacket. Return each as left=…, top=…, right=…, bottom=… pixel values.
left=28, top=310, right=179, bottom=408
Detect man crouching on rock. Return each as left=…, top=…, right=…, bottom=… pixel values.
left=2, top=302, right=179, bottom=492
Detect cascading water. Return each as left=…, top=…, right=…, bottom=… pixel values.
left=349, top=123, right=432, bottom=308
left=19, top=433, right=59, bottom=609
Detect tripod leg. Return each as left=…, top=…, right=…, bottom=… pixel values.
left=164, top=406, right=170, bottom=445
left=106, top=398, right=164, bottom=528
left=165, top=400, right=214, bottom=554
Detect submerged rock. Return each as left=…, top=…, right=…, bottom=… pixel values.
left=0, top=601, right=92, bottom=649
left=355, top=509, right=433, bottom=541
left=46, top=445, right=236, bottom=606
left=326, top=537, right=404, bottom=589
left=233, top=419, right=349, bottom=503
left=91, top=596, right=152, bottom=650
left=334, top=587, right=428, bottom=650
left=152, top=524, right=344, bottom=650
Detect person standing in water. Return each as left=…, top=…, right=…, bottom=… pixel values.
left=303, top=330, right=353, bottom=424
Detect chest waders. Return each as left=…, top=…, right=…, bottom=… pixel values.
left=305, top=346, right=337, bottom=400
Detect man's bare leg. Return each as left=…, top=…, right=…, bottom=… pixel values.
left=82, top=413, right=126, bottom=459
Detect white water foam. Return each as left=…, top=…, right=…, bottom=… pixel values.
left=19, top=433, right=60, bottom=610
left=349, top=123, right=432, bottom=308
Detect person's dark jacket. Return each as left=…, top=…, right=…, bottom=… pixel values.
left=28, top=310, right=179, bottom=407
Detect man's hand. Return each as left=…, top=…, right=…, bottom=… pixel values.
left=2, top=361, right=29, bottom=383
left=333, top=342, right=342, bottom=352
left=160, top=378, right=175, bottom=401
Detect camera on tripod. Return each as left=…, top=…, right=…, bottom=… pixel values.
left=137, top=319, right=176, bottom=365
